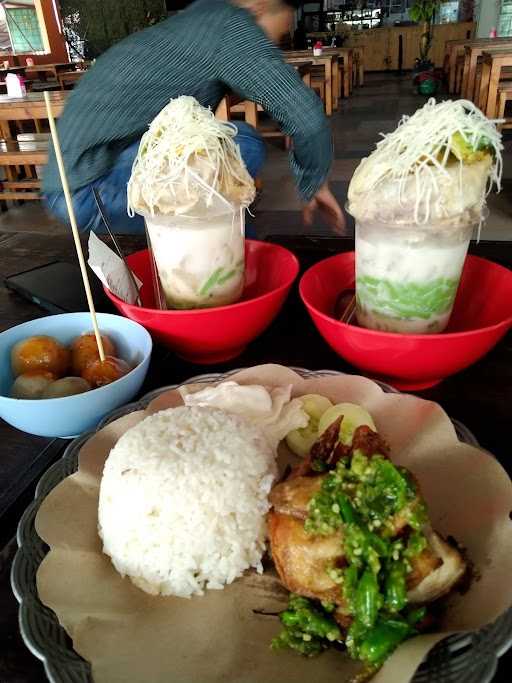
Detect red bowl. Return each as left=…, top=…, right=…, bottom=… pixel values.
left=300, top=251, right=512, bottom=391
left=104, top=240, right=299, bottom=365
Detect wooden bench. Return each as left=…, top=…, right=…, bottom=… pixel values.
left=477, top=50, right=512, bottom=118
left=497, top=82, right=512, bottom=129
left=462, top=40, right=512, bottom=100
left=454, top=54, right=465, bottom=95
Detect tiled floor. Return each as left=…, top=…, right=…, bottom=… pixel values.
left=0, top=73, right=510, bottom=240
left=254, top=73, right=512, bottom=241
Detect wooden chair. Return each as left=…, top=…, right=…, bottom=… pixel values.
left=444, top=40, right=467, bottom=94
left=497, top=82, right=512, bottom=129
left=454, top=54, right=465, bottom=95
left=462, top=40, right=512, bottom=100
left=311, top=75, right=326, bottom=108
left=473, top=64, right=512, bottom=105
left=477, top=50, right=512, bottom=118
left=0, top=149, right=47, bottom=200
left=216, top=96, right=291, bottom=153
left=352, top=47, right=364, bottom=87
left=473, top=64, right=483, bottom=105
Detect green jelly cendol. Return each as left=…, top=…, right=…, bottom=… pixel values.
left=356, top=275, right=459, bottom=320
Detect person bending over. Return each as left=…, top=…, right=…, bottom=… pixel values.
left=43, top=0, right=344, bottom=234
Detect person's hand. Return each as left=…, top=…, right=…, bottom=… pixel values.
left=303, top=183, right=346, bottom=234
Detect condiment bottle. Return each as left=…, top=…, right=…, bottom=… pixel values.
left=313, top=41, right=323, bottom=57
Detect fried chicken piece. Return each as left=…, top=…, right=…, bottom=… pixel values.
left=269, top=472, right=466, bottom=613
left=268, top=511, right=347, bottom=607
left=407, top=530, right=466, bottom=603
left=269, top=475, right=326, bottom=520
left=407, top=547, right=442, bottom=591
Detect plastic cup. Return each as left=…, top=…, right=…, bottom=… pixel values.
left=355, top=219, right=475, bottom=334
left=145, top=207, right=245, bottom=310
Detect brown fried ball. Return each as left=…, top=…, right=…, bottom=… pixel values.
left=70, top=333, right=117, bottom=375
left=11, top=336, right=69, bottom=378
left=82, top=356, right=130, bottom=388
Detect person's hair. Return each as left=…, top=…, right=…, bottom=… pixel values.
left=283, top=0, right=303, bottom=7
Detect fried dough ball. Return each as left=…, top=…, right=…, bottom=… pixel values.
left=41, top=377, right=91, bottom=399
left=82, top=356, right=130, bottom=388
left=11, top=336, right=69, bottom=377
left=70, top=333, right=117, bottom=375
left=11, top=370, right=56, bottom=399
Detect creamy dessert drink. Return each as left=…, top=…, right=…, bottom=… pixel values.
left=127, top=96, right=255, bottom=309
left=348, top=99, right=502, bottom=334
left=355, top=220, right=474, bottom=333
left=145, top=210, right=245, bottom=309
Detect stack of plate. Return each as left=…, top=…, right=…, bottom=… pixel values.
left=17, top=132, right=50, bottom=177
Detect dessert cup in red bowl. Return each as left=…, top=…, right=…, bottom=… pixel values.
left=104, top=240, right=299, bottom=365
left=300, top=251, right=512, bottom=391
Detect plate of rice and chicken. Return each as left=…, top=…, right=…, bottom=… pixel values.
left=12, top=366, right=512, bottom=683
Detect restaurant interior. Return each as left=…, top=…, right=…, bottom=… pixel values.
left=0, top=2, right=508, bottom=238
left=0, top=2, right=512, bottom=683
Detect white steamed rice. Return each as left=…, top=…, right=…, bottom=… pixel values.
left=98, top=406, right=276, bottom=598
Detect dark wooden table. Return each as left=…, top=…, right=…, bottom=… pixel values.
left=1, top=231, right=511, bottom=682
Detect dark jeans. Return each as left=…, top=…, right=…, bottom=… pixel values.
left=43, top=122, right=266, bottom=236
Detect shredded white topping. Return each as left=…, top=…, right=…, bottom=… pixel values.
left=352, top=98, right=503, bottom=225
left=127, top=96, right=255, bottom=218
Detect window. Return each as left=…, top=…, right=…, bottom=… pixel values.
left=499, top=0, right=512, bottom=36
left=5, top=7, right=44, bottom=53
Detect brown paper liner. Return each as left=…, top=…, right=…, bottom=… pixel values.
left=35, top=365, right=512, bottom=683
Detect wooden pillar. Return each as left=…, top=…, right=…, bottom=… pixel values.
left=34, top=0, right=69, bottom=63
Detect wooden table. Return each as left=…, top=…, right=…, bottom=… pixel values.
left=25, top=62, right=78, bottom=81
left=0, top=91, right=67, bottom=143
left=285, top=53, right=337, bottom=115
left=0, top=66, right=26, bottom=77
left=58, top=70, right=84, bottom=89
left=325, top=47, right=353, bottom=98
left=0, top=92, right=67, bottom=199
left=0, top=91, right=67, bottom=124
left=478, top=50, right=512, bottom=118
left=461, top=40, right=512, bottom=100
left=285, top=48, right=351, bottom=102
left=0, top=232, right=512, bottom=682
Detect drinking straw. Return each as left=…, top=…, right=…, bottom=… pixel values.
left=44, top=90, right=105, bottom=362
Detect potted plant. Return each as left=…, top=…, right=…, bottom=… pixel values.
left=410, top=0, right=442, bottom=95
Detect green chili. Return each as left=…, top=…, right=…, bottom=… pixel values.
left=358, top=619, right=413, bottom=665
left=385, top=561, right=407, bottom=613
left=355, top=569, right=380, bottom=629
left=337, top=493, right=356, bottom=524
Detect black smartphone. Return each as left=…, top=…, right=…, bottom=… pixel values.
left=4, top=261, right=113, bottom=314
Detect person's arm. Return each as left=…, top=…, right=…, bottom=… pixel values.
left=216, top=8, right=344, bottom=230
